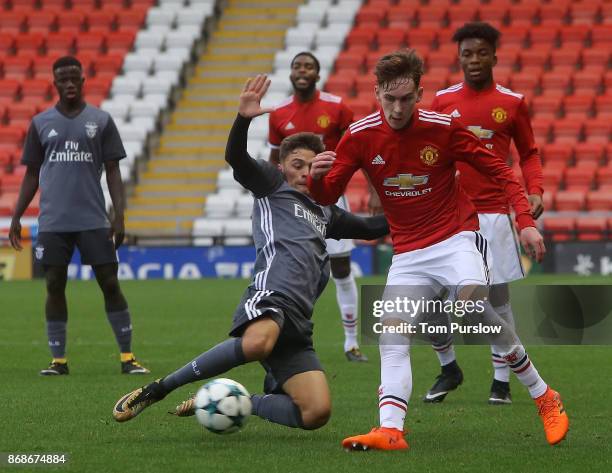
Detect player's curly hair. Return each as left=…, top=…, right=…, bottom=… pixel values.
left=452, top=22, right=501, bottom=51
left=374, top=49, right=424, bottom=90
left=52, top=56, right=82, bottom=72
left=279, top=132, right=325, bottom=161
left=290, top=52, right=321, bottom=73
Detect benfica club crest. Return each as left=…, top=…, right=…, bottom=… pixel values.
left=85, top=122, right=98, bottom=138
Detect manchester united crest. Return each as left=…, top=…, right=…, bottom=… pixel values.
left=420, top=145, right=439, bottom=166
left=317, top=114, right=331, bottom=128
left=491, top=107, right=507, bottom=123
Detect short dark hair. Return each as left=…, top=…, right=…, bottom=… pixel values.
left=52, top=56, right=82, bottom=72
left=290, top=52, right=320, bottom=73
left=279, top=132, right=325, bottom=161
left=452, top=22, right=501, bottom=51
left=374, top=49, right=424, bottom=90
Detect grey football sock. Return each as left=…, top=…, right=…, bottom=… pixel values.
left=251, top=394, right=305, bottom=428
left=160, top=338, right=246, bottom=393
left=106, top=309, right=132, bottom=353
left=46, top=320, right=67, bottom=359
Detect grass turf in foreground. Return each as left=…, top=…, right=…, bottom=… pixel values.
left=0, top=276, right=610, bottom=473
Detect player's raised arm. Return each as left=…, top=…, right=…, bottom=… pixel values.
left=327, top=207, right=389, bottom=241
left=225, top=75, right=282, bottom=198
left=451, top=124, right=545, bottom=262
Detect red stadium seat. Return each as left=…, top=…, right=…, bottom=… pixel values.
left=591, top=25, right=612, bottom=47
left=555, top=191, right=585, bottom=211
left=356, top=6, right=387, bottom=26
left=574, top=143, right=604, bottom=164
left=595, top=96, right=612, bottom=119
left=447, top=6, right=477, bottom=29
left=27, top=11, right=57, bottom=33
left=519, top=49, right=550, bottom=69
left=550, top=49, right=581, bottom=69
left=324, top=75, right=355, bottom=96
left=583, top=120, right=611, bottom=144
left=542, top=164, right=565, bottom=188
left=0, top=127, right=25, bottom=153
left=582, top=47, right=611, bottom=69
left=563, top=96, right=593, bottom=119
left=596, top=165, right=612, bottom=188
left=387, top=5, right=415, bottom=28
left=532, top=96, right=561, bottom=119
left=417, top=5, right=447, bottom=28
left=345, top=97, right=376, bottom=120
left=532, top=119, right=552, bottom=144
left=564, top=166, right=596, bottom=190
left=87, top=11, right=118, bottom=33
left=539, top=4, right=569, bottom=26
left=542, top=217, right=575, bottom=242
left=576, top=217, right=608, bottom=241
left=0, top=174, right=23, bottom=193
left=541, top=71, right=572, bottom=94
left=572, top=70, right=602, bottom=95
left=15, top=32, right=45, bottom=55
left=58, top=12, right=86, bottom=32
left=45, top=31, right=75, bottom=56
left=499, top=26, right=528, bottom=47
left=346, top=27, right=377, bottom=49
left=558, top=25, right=589, bottom=47
left=478, top=5, right=507, bottom=27
left=20, top=79, right=52, bottom=101
left=117, top=10, right=147, bottom=32
left=427, top=50, right=456, bottom=69
left=421, top=72, right=449, bottom=94
left=2, top=56, right=33, bottom=80
left=377, top=29, right=406, bottom=50
left=507, top=4, right=538, bottom=26
left=40, top=0, right=68, bottom=7
left=542, top=144, right=573, bottom=165
left=510, top=71, right=540, bottom=92
left=355, top=74, right=376, bottom=94
left=569, top=3, right=600, bottom=26
left=0, top=12, right=26, bottom=34
left=552, top=119, right=583, bottom=144
left=335, top=51, right=365, bottom=72
left=406, top=28, right=438, bottom=49
left=542, top=189, right=555, bottom=210
left=0, top=79, right=21, bottom=101
left=105, top=30, right=136, bottom=54
left=83, top=77, right=112, bottom=98
left=585, top=191, right=612, bottom=211
left=530, top=26, right=559, bottom=46
left=6, top=103, right=38, bottom=125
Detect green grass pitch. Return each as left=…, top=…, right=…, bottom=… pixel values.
left=1, top=275, right=610, bottom=473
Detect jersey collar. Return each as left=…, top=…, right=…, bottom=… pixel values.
left=462, top=81, right=497, bottom=97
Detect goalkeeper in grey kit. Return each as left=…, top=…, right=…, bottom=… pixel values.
left=113, top=75, right=389, bottom=430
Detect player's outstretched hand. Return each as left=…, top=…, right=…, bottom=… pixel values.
left=528, top=194, right=544, bottom=219
left=238, top=75, right=274, bottom=119
left=110, top=216, right=125, bottom=249
left=8, top=218, right=22, bottom=251
left=520, top=226, right=546, bottom=263
left=310, top=151, right=336, bottom=180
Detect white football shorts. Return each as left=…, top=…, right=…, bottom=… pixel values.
left=325, top=194, right=356, bottom=257
left=477, top=213, right=524, bottom=284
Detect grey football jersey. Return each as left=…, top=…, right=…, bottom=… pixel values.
left=21, top=104, right=126, bottom=232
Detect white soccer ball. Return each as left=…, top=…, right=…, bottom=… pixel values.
left=194, top=378, right=252, bottom=434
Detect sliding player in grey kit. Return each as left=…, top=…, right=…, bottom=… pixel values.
left=113, top=75, right=389, bottom=430
left=9, top=56, right=149, bottom=376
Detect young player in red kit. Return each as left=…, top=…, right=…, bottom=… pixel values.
left=308, top=50, right=568, bottom=450
left=269, top=52, right=367, bottom=362
left=423, top=22, right=544, bottom=405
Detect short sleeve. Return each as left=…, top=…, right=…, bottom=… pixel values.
left=268, top=111, right=283, bottom=148
left=20, top=122, right=45, bottom=166
left=101, top=115, right=126, bottom=162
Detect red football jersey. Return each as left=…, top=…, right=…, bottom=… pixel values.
left=268, top=90, right=354, bottom=151
left=431, top=82, right=543, bottom=214
left=307, top=109, right=536, bottom=254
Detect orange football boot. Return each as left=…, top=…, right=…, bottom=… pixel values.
left=535, top=387, right=569, bottom=445
left=342, top=427, right=409, bottom=451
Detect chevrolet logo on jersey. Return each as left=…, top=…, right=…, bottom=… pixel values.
left=467, top=126, right=495, bottom=139
left=383, top=174, right=431, bottom=197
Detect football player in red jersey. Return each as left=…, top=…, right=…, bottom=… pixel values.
left=424, top=22, right=544, bottom=406
left=308, top=50, right=568, bottom=450
left=269, top=52, right=367, bottom=362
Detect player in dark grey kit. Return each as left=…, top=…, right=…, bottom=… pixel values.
left=9, top=56, right=149, bottom=376
left=112, top=75, right=388, bottom=430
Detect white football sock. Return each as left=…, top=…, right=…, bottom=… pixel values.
left=496, top=345, right=547, bottom=399
left=491, top=303, right=515, bottom=382
left=333, top=274, right=359, bottom=352
left=379, top=337, right=411, bottom=431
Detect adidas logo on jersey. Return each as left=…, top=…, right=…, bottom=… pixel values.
left=48, top=129, right=58, bottom=138
left=450, top=109, right=461, bottom=117
left=371, top=155, right=385, bottom=165
left=285, top=122, right=295, bottom=130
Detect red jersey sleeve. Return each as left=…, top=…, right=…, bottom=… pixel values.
left=338, top=101, right=355, bottom=133
left=307, top=132, right=362, bottom=205
left=268, top=111, right=283, bottom=148
left=450, top=124, right=536, bottom=230
left=513, top=99, right=543, bottom=196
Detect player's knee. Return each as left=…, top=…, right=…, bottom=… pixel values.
left=300, top=402, right=331, bottom=430
left=330, top=256, right=351, bottom=279
left=241, top=332, right=274, bottom=360
left=46, top=274, right=66, bottom=295
left=100, top=275, right=121, bottom=297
